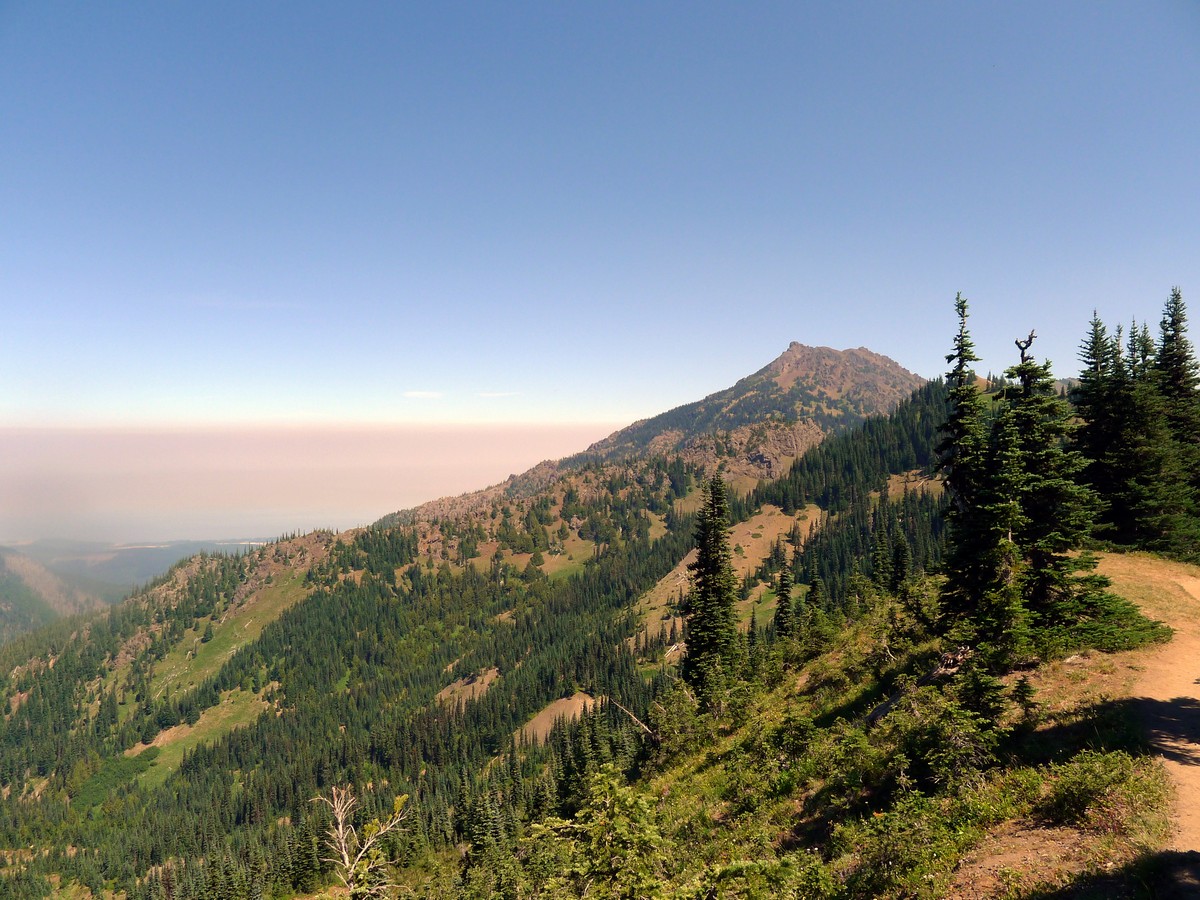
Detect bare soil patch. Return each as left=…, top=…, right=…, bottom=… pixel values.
left=517, top=692, right=596, bottom=745
left=630, top=505, right=819, bottom=647
left=885, top=469, right=944, bottom=498
left=946, top=822, right=1093, bottom=898
left=946, top=553, right=1199, bottom=896
left=436, top=667, right=500, bottom=706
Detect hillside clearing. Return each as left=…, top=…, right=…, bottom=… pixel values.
left=436, top=667, right=500, bottom=706
left=149, top=567, right=310, bottom=700
left=517, top=692, right=595, bottom=745
left=128, top=687, right=268, bottom=789
left=629, top=504, right=819, bottom=646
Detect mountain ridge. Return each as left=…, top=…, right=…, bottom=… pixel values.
left=0, top=332, right=1182, bottom=900
left=381, top=342, right=924, bottom=530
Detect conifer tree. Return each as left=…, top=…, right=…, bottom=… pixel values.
left=1155, top=287, right=1200, bottom=448
left=681, top=476, right=739, bottom=700
left=999, top=333, right=1097, bottom=623
left=937, top=294, right=994, bottom=622
left=772, top=567, right=794, bottom=639
left=939, top=303, right=1114, bottom=667
left=1155, top=288, right=1200, bottom=548
left=890, top=533, right=912, bottom=594
left=938, top=294, right=989, bottom=521
left=1072, top=299, right=1199, bottom=558
left=1072, top=313, right=1118, bottom=495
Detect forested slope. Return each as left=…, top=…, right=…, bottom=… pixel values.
left=1, top=289, right=1198, bottom=899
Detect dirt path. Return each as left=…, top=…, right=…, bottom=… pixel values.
left=1098, top=554, right=1200, bottom=852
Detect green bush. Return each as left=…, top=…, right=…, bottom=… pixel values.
left=1038, top=750, right=1170, bottom=841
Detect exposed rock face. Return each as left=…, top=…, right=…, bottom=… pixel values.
left=763, top=343, right=926, bottom=409
left=670, top=418, right=826, bottom=483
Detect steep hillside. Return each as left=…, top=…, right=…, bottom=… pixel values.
left=0, top=540, right=277, bottom=646
left=0, top=369, right=955, bottom=899
left=0, top=331, right=1183, bottom=900
left=0, top=549, right=105, bottom=617
left=0, top=549, right=106, bottom=643
left=0, top=555, right=59, bottom=642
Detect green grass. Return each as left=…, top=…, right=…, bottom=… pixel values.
left=635, top=583, right=1176, bottom=898
left=74, top=748, right=160, bottom=808
left=134, top=688, right=267, bottom=789
left=149, top=568, right=309, bottom=701
left=739, top=589, right=777, bottom=629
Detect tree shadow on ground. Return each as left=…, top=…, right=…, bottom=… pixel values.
left=1009, top=696, right=1200, bottom=767
left=1132, top=695, right=1200, bottom=767
left=1022, top=849, right=1200, bottom=899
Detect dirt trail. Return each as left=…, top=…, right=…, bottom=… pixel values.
left=1099, top=554, right=1200, bottom=852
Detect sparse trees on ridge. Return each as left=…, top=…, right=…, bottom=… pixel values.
left=937, top=295, right=1168, bottom=669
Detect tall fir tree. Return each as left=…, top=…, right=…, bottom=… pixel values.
left=997, top=334, right=1098, bottom=634
left=938, top=301, right=1134, bottom=668
left=1154, top=288, right=1200, bottom=557
left=1155, top=287, right=1200, bottom=447
left=772, top=566, right=794, bottom=639
left=1071, top=297, right=1200, bottom=559
left=1072, top=313, right=1118, bottom=499
left=937, top=294, right=994, bottom=623
left=681, top=476, right=739, bottom=700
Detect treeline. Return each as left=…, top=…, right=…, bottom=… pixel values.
left=938, top=292, right=1179, bottom=669
left=1074, top=288, right=1200, bottom=560
left=4, top=289, right=1195, bottom=897
left=754, top=379, right=946, bottom=515
left=747, top=379, right=949, bottom=611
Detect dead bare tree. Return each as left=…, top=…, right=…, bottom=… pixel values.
left=312, top=784, right=409, bottom=898
left=1015, top=330, right=1037, bottom=362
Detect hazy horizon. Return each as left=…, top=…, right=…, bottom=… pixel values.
left=0, top=422, right=618, bottom=545
left=2, top=5, right=1196, bottom=550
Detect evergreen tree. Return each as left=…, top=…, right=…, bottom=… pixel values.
left=889, top=532, right=912, bottom=594
left=1155, top=287, right=1200, bottom=453
left=1071, top=300, right=1199, bottom=558
left=772, top=567, right=794, bottom=639
left=999, top=333, right=1097, bottom=624
left=681, top=476, right=739, bottom=701
left=1072, top=312, right=1118, bottom=498
left=937, top=294, right=989, bottom=522
left=1106, top=328, right=1192, bottom=551
left=1154, top=287, right=1200, bottom=555
left=937, top=294, right=995, bottom=623
left=938, top=300, right=1167, bottom=666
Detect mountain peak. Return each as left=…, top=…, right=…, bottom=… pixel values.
left=759, top=343, right=924, bottom=397
left=575, top=343, right=927, bottom=480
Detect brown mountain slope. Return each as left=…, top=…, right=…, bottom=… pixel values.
left=382, top=343, right=925, bottom=536
left=580, top=342, right=925, bottom=463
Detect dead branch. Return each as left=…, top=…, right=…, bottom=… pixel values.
left=609, top=697, right=660, bottom=745
left=1015, top=330, right=1037, bottom=362
left=864, top=646, right=973, bottom=727
left=312, top=784, right=409, bottom=897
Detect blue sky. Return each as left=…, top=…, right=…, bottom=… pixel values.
left=2, top=3, right=1198, bottom=539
